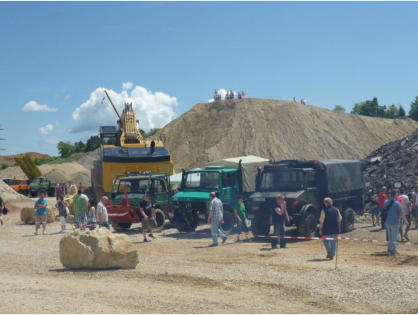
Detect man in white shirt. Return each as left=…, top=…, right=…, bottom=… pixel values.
left=96, top=196, right=110, bottom=229
left=399, top=188, right=411, bottom=241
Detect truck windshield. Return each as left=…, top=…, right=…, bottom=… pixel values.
left=183, top=172, right=219, bottom=190
left=116, top=178, right=151, bottom=194
left=260, top=170, right=304, bottom=191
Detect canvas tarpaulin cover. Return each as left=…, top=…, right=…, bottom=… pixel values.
left=321, top=160, right=363, bottom=194
left=205, top=155, right=269, bottom=192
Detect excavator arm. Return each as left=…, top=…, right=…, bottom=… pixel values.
left=14, top=154, right=42, bottom=180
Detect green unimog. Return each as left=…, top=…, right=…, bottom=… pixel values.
left=171, top=156, right=269, bottom=234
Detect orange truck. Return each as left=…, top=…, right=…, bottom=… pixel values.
left=2, top=178, right=29, bottom=195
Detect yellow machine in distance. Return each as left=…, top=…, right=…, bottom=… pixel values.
left=91, top=90, right=174, bottom=200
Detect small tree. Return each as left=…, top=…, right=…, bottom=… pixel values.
left=73, top=141, right=86, bottom=153
left=57, top=142, right=73, bottom=158
left=409, top=96, right=418, bottom=121
left=333, top=105, right=345, bottom=113
left=398, top=105, right=406, bottom=118
left=86, top=136, right=101, bottom=152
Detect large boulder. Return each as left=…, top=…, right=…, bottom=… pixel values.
left=59, top=228, right=138, bottom=270
left=20, top=206, right=59, bottom=224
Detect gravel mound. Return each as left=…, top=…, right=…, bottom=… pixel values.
left=0, top=180, right=32, bottom=203
left=363, top=129, right=418, bottom=192
left=154, top=98, right=418, bottom=171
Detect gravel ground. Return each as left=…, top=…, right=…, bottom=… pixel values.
left=0, top=200, right=417, bottom=314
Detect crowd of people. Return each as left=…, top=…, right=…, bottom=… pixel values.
left=1, top=180, right=417, bottom=258
left=213, top=90, right=245, bottom=101
left=368, top=185, right=418, bottom=254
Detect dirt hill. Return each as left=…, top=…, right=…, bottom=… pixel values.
left=154, top=98, right=418, bottom=171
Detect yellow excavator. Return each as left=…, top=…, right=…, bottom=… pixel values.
left=91, top=90, right=174, bottom=201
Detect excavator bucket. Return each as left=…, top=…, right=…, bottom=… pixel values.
left=14, top=154, right=42, bottom=180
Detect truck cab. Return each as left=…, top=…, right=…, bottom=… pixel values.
left=107, top=172, right=172, bottom=230
left=29, top=177, right=54, bottom=197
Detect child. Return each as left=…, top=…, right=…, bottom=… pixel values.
left=234, top=195, right=250, bottom=242
left=56, top=195, right=69, bottom=233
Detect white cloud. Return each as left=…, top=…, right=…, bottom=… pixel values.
left=71, top=84, right=178, bottom=133
left=40, top=123, right=54, bottom=136
left=122, top=81, right=133, bottom=90
left=22, top=101, right=58, bottom=112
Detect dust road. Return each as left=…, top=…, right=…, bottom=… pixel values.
left=1, top=200, right=417, bottom=314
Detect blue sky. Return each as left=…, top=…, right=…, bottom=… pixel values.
left=1, top=1, right=417, bottom=156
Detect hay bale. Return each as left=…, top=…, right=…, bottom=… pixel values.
left=20, top=206, right=59, bottom=224
left=59, top=228, right=138, bottom=270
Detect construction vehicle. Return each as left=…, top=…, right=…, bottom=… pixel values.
left=91, top=90, right=174, bottom=203
left=247, top=159, right=364, bottom=236
left=2, top=178, right=29, bottom=196
left=171, top=156, right=268, bottom=234
left=14, top=154, right=64, bottom=197
left=107, top=171, right=173, bottom=230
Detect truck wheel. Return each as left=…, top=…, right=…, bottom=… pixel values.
left=48, top=190, right=55, bottom=197
left=251, top=216, right=270, bottom=236
left=221, top=210, right=234, bottom=235
left=112, top=222, right=132, bottom=231
left=342, top=208, right=355, bottom=233
left=154, top=208, right=167, bottom=231
left=174, top=211, right=197, bottom=233
left=30, top=191, right=37, bottom=198
left=298, top=213, right=317, bottom=237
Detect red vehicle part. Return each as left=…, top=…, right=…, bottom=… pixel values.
left=107, top=194, right=140, bottom=224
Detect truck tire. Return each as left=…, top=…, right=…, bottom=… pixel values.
left=112, top=222, right=132, bottom=231
left=298, top=213, right=317, bottom=237
left=251, top=215, right=270, bottom=236
left=221, top=210, right=234, bottom=235
left=30, top=190, right=37, bottom=198
left=174, top=210, right=197, bottom=233
left=342, top=208, right=355, bottom=233
left=154, top=208, right=166, bottom=231
left=48, top=189, right=55, bottom=197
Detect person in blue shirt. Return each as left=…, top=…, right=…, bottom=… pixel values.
left=34, top=191, right=48, bottom=235
left=270, top=194, right=290, bottom=249
left=383, top=190, right=408, bottom=255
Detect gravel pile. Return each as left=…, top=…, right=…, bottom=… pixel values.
left=0, top=180, right=31, bottom=203
left=363, top=128, right=418, bottom=192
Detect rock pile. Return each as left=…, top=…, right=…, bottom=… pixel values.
left=363, top=129, right=418, bottom=192
left=59, top=228, right=138, bottom=270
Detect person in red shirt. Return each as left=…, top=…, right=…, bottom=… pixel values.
left=378, top=186, right=388, bottom=229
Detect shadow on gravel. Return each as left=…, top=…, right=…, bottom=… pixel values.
left=49, top=268, right=119, bottom=273
left=163, top=228, right=211, bottom=240
left=307, top=258, right=329, bottom=262
left=371, top=251, right=390, bottom=256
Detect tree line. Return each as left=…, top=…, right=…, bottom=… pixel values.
left=332, top=96, right=418, bottom=121
left=57, top=128, right=161, bottom=158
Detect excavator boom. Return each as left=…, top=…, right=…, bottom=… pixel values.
left=14, top=154, right=42, bottom=180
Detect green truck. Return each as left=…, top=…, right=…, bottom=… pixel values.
left=28, top=176, right=65, bottom=197
left=247, top=159, right=364, bottom=236
left=171, top=156, right=269, bottom=233
left=107, top=171, right=173, bottom=230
